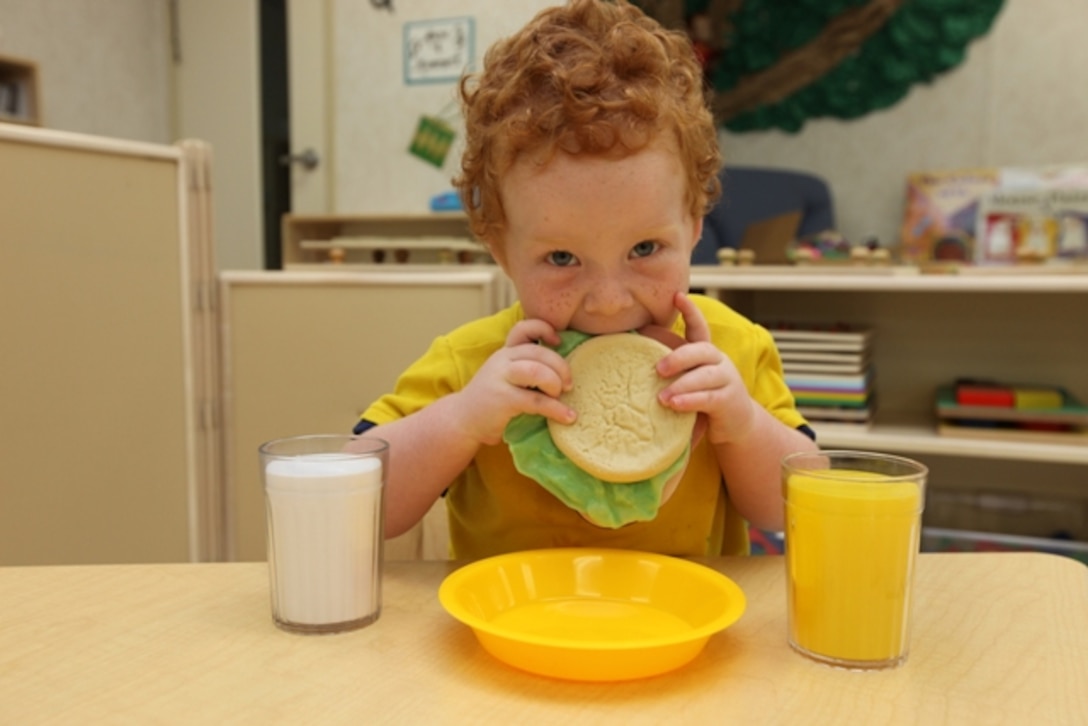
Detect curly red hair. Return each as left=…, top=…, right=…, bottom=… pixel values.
left=454, top=0, right=721, bottom=247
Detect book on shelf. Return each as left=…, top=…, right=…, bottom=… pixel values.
left=783, top=359, right=870, bottom=375
left=772, top=322, right=876, bottom=412
left=799, top=403, right=873, bottom=433
left=797, top=404, right=872, bottom=422
left=773, top=338, right=871, bottom=354
left=766, top=325, right=872, bottom=345
left=780, top=349, right=869, bottom=365
left=975, top=182, right=1088, bottom=264
left=792, top=390, right=870, bottom=407
left=787, top=373, right=871, bottom=394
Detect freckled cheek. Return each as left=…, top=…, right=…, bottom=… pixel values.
left=522, top=284, right=578, bottom=325
left=544, top=290, right=577, bottom=317
left=645, top=278, right=685, bottom=318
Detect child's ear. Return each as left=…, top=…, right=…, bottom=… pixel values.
left=484, top=237, right=507, bottom=268
left=688, top=216, right=704, bottom=250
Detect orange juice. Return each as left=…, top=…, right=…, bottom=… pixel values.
left=785, top=467, right=923, bottom=667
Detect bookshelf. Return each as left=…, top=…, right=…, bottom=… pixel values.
left=690, top=265, right=1088, bottom=538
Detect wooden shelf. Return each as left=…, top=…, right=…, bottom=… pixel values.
left=691, top=267, right=1088, bottom=469
left=690, top=265, right=1088, bottom=293
left=0, top=53, right=41, bottom=126
left=281, top=212, right=490, bottom=267
left=813, top=420, right=1088, bottom=465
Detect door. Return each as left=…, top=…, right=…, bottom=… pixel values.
left=284, top=0, right=330, bottom=215
left=258, top=0, right=330, bottom=268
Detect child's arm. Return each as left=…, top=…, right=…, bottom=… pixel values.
left=712, top=404, right=817, bottom=531
left=348, top=319, right=576, bottom=538
left=654, top=293, right=818, bottom=531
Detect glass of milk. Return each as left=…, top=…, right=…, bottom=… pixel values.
left=259, top=434, right=388, bottom=634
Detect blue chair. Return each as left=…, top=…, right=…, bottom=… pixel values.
left=692, top=166, right=836, bottom=265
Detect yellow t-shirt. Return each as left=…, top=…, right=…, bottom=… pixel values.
left=360, top=294, right=807, bottom=560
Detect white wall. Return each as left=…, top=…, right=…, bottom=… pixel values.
left=332, top=0, right=555, bottom=214
left=172, top=0, right=263, bottom=271
left=4, top=0, right=1085, bottom=266
left=335, top=0, right=1088, bottom=253
left=0, top=0, right=171, bottom=143
left=0, top=0, right=262, bottom=272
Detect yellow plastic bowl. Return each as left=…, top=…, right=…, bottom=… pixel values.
left=438, top=548, right=746, bottom=681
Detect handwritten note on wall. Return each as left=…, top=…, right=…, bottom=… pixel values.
left=404, top=17, right=475, bottom=84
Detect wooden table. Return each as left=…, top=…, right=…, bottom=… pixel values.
left=2, top=553, right=1086, bottom=724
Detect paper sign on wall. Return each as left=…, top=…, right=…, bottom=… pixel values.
left=404, top=17, right=474, bottom=85
left=408, top=115, right=455, bottom=168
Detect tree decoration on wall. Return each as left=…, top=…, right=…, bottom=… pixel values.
left=635, top=0, right=1005, bottom=133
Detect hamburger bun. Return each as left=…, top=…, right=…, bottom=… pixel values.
left=547, top=333, right=696, bottom=483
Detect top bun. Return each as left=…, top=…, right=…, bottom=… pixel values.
left=547, top=333, right=696, bottom=483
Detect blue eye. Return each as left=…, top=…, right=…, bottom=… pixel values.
left=547, top=250, right=577, bottom=266
left=631, top=240, right=658, bottom=258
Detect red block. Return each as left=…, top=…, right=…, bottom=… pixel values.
left=956, top=385, right=1014, bottom=407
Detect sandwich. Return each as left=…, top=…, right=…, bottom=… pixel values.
left=504, top=331, right=696, bottom=528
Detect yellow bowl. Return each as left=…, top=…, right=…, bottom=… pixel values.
left=438, top=548, right=746, bottom=681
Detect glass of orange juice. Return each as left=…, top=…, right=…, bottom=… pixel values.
left=782, top=450, right=927, bottom=669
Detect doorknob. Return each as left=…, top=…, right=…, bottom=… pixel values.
left=279, top=148, right=320, bottom=171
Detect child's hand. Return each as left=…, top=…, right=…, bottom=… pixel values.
left=457, top=318, right=577, bottom=446
left=648, top=293, right=757, bottom=446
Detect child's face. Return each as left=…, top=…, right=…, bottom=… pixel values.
left=494, top=138, right=702, bottom=335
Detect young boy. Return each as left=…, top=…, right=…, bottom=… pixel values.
left=350, top=0, right=817, bottom=559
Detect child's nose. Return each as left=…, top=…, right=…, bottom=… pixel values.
left=583, top=275, right=634, bottom=315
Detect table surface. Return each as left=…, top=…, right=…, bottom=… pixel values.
left=2, top=553, right=1087, bottom=724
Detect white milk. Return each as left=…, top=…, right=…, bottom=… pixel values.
left=265, top=453, right=383, bottom=629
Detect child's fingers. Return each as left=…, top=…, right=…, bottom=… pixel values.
left=524, top=392, right=577, bottom=425
left=506, top=356, right=568, bottom=398
left=674, top=292, right=710, bottom=344
left=506, top=319, right=561, bottom=348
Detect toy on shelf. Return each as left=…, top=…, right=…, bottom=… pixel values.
left=302, top=236, right=493, bottom=266
left=788, top=231, right=892, bottom=267
left=934, top=379, right=1088, bottom=445
left=714, top=231, right=893, bottom=269
left=715, top=248, right=755, bottom=266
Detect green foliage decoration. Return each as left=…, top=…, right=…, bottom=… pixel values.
left=658, top=0, right=1005, bottom=133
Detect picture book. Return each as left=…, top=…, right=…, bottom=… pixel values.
left=899, top=164, right=1088, bottom=264
left=976, top=185, right=1088, bottom=264
left=899, top=168, right=1000, bottom=262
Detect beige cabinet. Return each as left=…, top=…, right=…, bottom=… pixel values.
left=0, top=126, right=218, bottom=565
left=218, top=270, right=506, bottom=562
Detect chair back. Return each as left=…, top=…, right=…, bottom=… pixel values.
left=693, top=166, right=836, bottom=264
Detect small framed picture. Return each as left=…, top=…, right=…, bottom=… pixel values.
left=404, top=17, right=474, bottom=85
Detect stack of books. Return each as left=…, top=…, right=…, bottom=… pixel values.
left=935, top=381, right=1088, bottom=445
left=767, top=324, right=874, bottom=429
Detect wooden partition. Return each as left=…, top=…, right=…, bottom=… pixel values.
left=0, top=125, right=218, bottom=564
left=218, top=270, right=505, bottom=562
